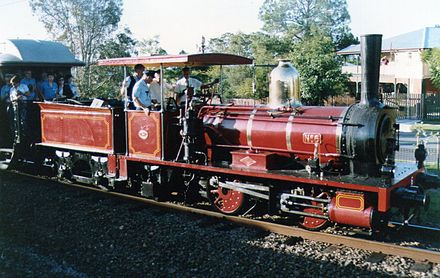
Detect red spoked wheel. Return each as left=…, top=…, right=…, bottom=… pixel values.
left=209, top=185, right=248, bottom=215
left=298, top=193, right=330, bottom=231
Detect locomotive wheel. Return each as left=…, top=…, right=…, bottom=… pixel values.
left=298, top=192, right=330, bottom=231
left=208, top=185, right=249, bottom=215
left=299, top=208, right=329, bottom=231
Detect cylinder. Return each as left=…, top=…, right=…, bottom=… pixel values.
left=269, top=60, right=300, bottom=108
left=360, top=34, right=382, bottom=107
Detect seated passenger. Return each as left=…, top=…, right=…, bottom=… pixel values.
left=132, top=70, right=155, bottom=115
left=65, top=74, right=80, bottom=99
left=57, top=77, right=65, bottom=98
left=41, top=73, right=59, bottom=100
left=20, top=70, right=37, bottom=100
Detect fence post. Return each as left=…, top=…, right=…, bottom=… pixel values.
left=437, top=135, right=440, bottom=171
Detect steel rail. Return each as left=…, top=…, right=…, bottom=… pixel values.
left=9, top=171, right=440, bottom=264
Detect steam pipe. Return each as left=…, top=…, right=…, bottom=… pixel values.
left=360, top=34, right=382, bottom=107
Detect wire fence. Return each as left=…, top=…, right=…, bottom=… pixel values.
left=396, top=146, right=440, bottom=170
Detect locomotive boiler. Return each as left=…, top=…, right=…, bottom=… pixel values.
left=199, top=35, right=397, bottom=177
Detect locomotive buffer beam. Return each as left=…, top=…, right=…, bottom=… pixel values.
left=218, top=181, right=269, bottom=200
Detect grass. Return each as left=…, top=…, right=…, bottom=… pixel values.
left=418, top=189, right=440, bottom=226
left=411, top=121, right=440, bottom=132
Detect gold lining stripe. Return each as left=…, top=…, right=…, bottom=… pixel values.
left=246, top=109, right=257, bottom=147
left=286, top=111, right=296, bottom=151
left=336, top=193, right=364, bottom=211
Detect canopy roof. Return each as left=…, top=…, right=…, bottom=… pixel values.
left=97, top=53, right=253, bottom=68
left=0, top=39, right=84, bottom=67
left=338, top=27, right=440, bottom=55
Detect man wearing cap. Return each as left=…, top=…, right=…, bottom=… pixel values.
left=132, top=70, right=155, bottom=115
left=121, top=63, right=145, bottom=109
left=174, top=67, right=219, bottom=106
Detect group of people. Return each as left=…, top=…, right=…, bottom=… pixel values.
left=120, top=64, right=219, bottom=115
left=0, top=70, right=80, bottom=106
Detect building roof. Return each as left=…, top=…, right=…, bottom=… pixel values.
left=337, top=26, right=440, bottom=54
left=0, top=39, right=85, bottom=66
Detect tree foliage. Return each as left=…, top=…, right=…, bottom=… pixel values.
left=29, top=0, right=123, bottom=95
left=422, top=48, right=440, bottom=89
left=85, top=28, right=137, bottom=99
left=137, top=36, right=168, bottom=56
left=259, top=0, right=354, bottom=49
left=289, top=30, right=349, bottom=105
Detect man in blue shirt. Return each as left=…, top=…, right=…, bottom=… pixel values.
left=41, top=73, right=58, bottom=100
left=20, top=70, right=37, bottom=100
left=132, top=70, right=154, bottom=115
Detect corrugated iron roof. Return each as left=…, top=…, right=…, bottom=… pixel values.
left=0, top=39, right=84, bottom=66
left=337, top=26, right=440, bottom=54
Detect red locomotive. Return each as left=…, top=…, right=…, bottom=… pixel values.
left=1, top=35, right=438, bottom=231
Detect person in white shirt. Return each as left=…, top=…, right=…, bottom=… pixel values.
left=121, top=64, right=145, bottom=109
left=132, top=70, right=155, bottom=115
left=9, top=76, right=30, bottom=102
left=148, top=71, right=174, bottom=106
left=174, top=67, right=219, bottom=106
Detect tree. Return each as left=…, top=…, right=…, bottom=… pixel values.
left=289, top=30, right=349, bottom=105
left=29, top=0, right=123, bottom=93
left=86, top=28, right=137, bottom=99
left=259, top=0, right=353, bottom=48
left=137, top=36, right=168, bottom=56
left=422, top=48, right=440, bottom=89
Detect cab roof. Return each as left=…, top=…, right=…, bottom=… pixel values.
left=97, top=53, right=253, bottom=68
left=0, top=39, right=85, bottom=67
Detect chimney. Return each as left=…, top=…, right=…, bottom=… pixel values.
left=360, top=34, right=382, bottom=107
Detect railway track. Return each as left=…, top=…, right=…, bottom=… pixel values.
left=6, top=170, right=440, bottom=265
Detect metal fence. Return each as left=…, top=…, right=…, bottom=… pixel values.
left=382, top=93, right=440, bottom=120
left=395, top=136, right=440, bottom=170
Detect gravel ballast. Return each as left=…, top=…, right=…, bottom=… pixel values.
left=0, top=171, right=438, bottom=277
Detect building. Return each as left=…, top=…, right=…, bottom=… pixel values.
left=338, top=27, right=440, bottom=119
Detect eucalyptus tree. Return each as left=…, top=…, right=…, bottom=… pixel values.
left=29, top=0, right=123, bottom=93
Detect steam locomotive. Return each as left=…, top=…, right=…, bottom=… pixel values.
left=1, top=35, right=438, bottom=231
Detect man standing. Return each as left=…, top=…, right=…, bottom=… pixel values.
left=132, top=70, right=155, bottom=115
left=174, top=67, right=219, bottom=106
left=120, top=63, right=145, bottom=109
left=20, top=70, right=37, bottom=100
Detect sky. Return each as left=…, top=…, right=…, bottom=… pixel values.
left=0, top=0, right=440, bottom=54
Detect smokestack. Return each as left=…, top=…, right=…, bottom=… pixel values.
left=360, top=34, right=382, bottom=107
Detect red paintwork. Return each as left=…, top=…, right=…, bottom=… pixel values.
left=127, top=111, right=162, bottom=159
left=199, top=105, right=346, bottom=167
left=126, top=110, right=181, bottom=160
left=211, top=187, right=245, bottom=214
left=231, top=150, right=275, bottom=171
left=302, top=208, right=328, bottom=229
left=118, top=156, right=128, bottom=179
left=38, top=103, right=114, bottom=154
left=98, top=53, right=252, bottom=68
left=328, top=195, right=374, bottom=228
left=108, top=154, right=117, bottom=177
left=119, top=154, right=418, bottom=212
